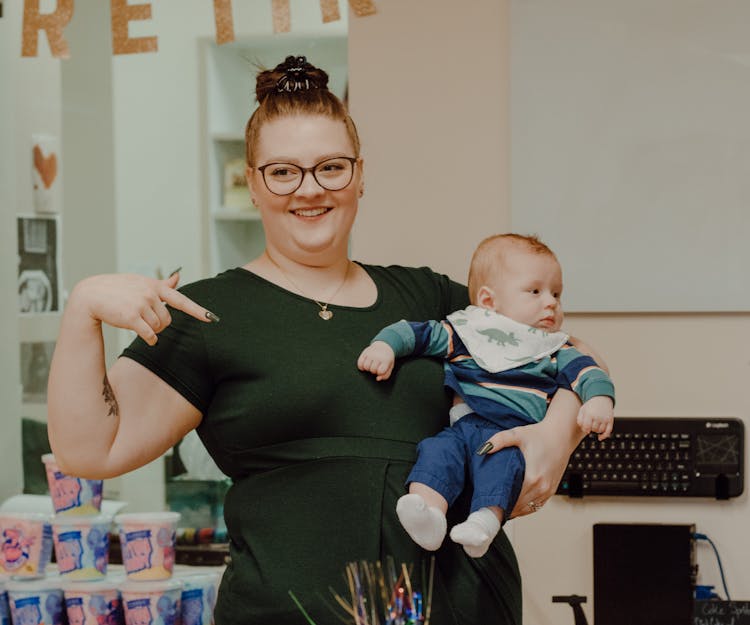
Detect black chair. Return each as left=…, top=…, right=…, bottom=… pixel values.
left=552, top=595, right=589, bottom=625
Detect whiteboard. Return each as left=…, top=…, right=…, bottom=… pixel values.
left=510, top=1, right=750, bottom=312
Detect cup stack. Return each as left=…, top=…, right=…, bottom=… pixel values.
left=37, top=453, right=128, bottom=624
left=115, top=511, right=184, bottom=624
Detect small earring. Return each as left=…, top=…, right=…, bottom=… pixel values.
left=358, top=187, right=364, bottom=198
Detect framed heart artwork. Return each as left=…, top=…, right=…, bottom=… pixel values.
left=31, top=134, right=60, bottom=214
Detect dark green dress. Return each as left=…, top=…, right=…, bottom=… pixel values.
left=123, top=264, right=521, bottom=625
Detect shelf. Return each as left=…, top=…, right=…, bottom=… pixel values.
left=213, top=206, right=262, bottom=221
left=212, top=132, right=244, bottom=142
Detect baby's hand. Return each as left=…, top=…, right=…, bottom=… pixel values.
left=357, top=341, right=396, bottom=381
left=577, top=396, right=614, bottom=441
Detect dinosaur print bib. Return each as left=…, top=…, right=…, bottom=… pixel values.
left=446, top=306, right=569, bottom=373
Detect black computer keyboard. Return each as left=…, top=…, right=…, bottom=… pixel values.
left=556, top=417, right=744, bottom=499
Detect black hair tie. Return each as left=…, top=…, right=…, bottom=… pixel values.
left=275, top=55, right=319, bottom=93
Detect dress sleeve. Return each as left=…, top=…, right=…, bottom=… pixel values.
left=436, top=271, right=470, bottom=318
left=121, top=304, right=214, bottom=414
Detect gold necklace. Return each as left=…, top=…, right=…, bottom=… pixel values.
left=266, top=253, right=351, bottom=320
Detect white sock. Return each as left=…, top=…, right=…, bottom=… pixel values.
left=396, top=493, right=447, bottom=551
left=449, top=507, right=501, bottom=558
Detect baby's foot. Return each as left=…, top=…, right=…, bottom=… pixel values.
left=396, top=494, right=447, bottom=551
left=449, top=508, right=501, bottom=558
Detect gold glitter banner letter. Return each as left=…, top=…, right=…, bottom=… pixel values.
left=213, top=0, right=235, bottom=45
left=348, top=0, right=376, bottom=17
left=271, top=0, right=290, bottom=33
left=110, top=0, right=158, bottom=55
left=320, top=0, right=340, bottom=23
left=21, top=0, right=74, bottom=58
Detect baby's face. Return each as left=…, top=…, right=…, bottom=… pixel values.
left=486, top=249, right=564, bottom=331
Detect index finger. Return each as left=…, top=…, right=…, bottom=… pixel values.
left=159, top=285, right=220, bottom=323
left=477, top=427, right=522, bottom=456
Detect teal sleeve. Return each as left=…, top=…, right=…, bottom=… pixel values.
left=371, top=319, right=451, bottom=359
left=556, top=345, right=616, bottom=404
left=577, top=371, right=616, bottom=405
left=371, top=320, right=416, bottom=358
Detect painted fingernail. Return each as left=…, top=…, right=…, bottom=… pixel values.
left=169, top=266, right=182, bottom=277
left=476, top=441, right=493, bottom=456
left=205, top=310, right=220, bottom=323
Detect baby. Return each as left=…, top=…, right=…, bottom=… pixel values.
left=358, top=233, right=615, bottom=557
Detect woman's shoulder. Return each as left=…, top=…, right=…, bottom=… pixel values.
left=175, top=268, right=262, bottom=307
left=359, top=262, right=469, bottom=314
left=361, top=262, right=452, bottom=284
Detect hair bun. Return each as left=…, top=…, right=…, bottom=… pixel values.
left=255, top=55, right=331, bottom=102
left=276, top=55, right=325, bottom=92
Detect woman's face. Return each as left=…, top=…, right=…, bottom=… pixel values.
left=247, top=114, right=363, bottom=265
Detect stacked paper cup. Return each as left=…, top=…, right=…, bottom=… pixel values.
left=0, top=505, right=57, bottom=625
left=115, top=511, right=185, bottom=624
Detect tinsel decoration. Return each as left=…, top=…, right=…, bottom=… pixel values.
left=290, top=556, right=435, bottom=625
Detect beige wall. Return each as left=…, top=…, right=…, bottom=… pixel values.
left=350, top=2, right=749, bottom=623
left=349, top=0, right=509, bottom=281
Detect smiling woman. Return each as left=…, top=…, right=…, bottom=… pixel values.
left=44, top=47, right=592, bottom=624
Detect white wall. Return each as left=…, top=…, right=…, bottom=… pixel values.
left=350, top=0, right=510, bottom=281
left=0, top=0, right=63, bottom=498
left=0, top=0, right=24, bottom=500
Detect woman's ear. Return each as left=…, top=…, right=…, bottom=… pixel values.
left=246, top=165, right=259, bottom=207
left=475, top=285, right=496, bottom=310
left=357, top=158, right=365, bottom=198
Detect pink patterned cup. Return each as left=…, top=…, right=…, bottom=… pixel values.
left=0, top=513, right=53, bottom=579
left=121, top=579, right=182, bottom=625
left=63, top=577, right=124, bottom=625
left=42, top=454, right=103, bottom=516
left=52, top=515, right=112, bottom=580
left=115, top=512, right=180, bottom=580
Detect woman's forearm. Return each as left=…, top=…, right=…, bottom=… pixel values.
left=545, top=388, right=587, bottom=455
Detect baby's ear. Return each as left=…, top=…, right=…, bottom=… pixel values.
left=475, top=286, right=495, bottom=310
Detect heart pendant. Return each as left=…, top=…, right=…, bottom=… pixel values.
left=319, top=309, right=333, bottom=320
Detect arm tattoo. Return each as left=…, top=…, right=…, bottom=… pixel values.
left=102, top=374, right=119, bottom=417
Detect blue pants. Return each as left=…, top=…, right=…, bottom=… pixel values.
left=405, top=413, right=526, bottom=519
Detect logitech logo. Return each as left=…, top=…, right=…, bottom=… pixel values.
left=705, top=422, right=730, bottom=429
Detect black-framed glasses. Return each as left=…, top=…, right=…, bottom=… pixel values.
left=256, top=156, right=358, bottom=196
